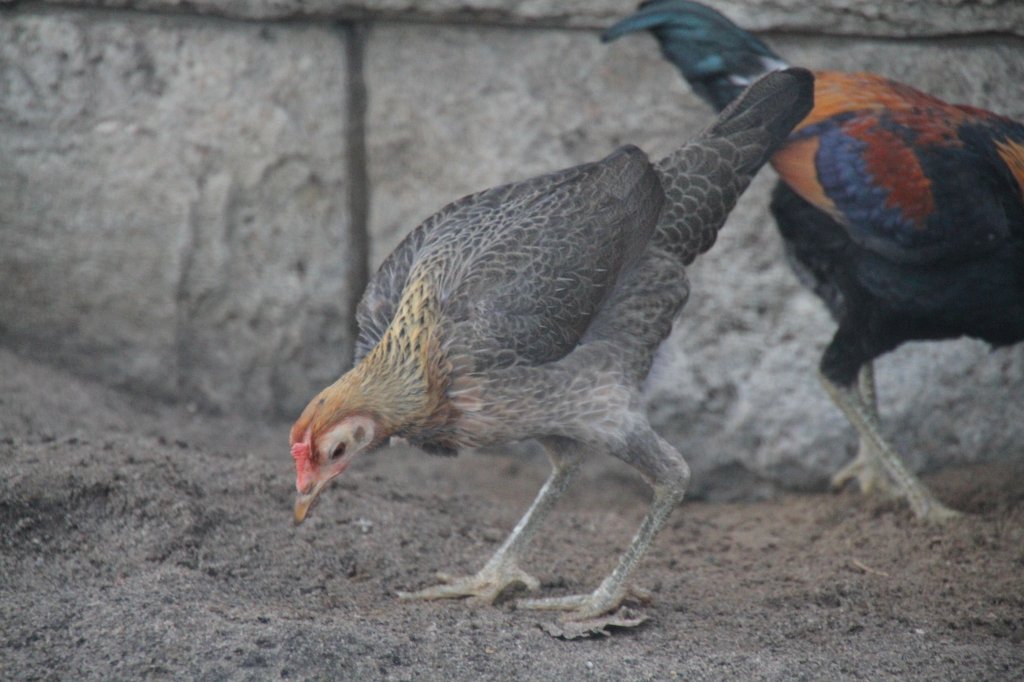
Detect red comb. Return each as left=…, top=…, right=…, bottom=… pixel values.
left=291, top=438, right=316, bottom=493
left=291, top=441, right=311, bottom=463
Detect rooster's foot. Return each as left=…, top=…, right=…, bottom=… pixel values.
left=831, top=442, right=898, bottom=498
left=832, top=442, right=962, bottom=523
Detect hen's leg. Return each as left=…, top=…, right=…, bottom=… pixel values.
left=821, top=370, right=960, bottom=523
left=398, top=439, right=581, bottom=604
left=831, top=363, right=897, bottom=496
left=518, top=429, right=688, bottom=622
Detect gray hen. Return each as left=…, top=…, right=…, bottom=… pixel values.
left=289, top=69, right=814, bottom=628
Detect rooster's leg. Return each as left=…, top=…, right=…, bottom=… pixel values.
left=517, top=430, right=688, bottom=622
left=821, top=370, right=961, bottom=523
left=830, top=363, right=897, bottom=497
left=398, top=440, right=581, bottom=605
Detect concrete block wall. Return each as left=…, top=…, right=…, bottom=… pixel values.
left=2, top=1, right=1022, bottom=497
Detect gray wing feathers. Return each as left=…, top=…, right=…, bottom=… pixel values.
left=352, top=160, right=619, bottom=361
left=654, top=67, right=814, bottom=264
left=352, top=165, right=589, bottom=361
left=355, top=145, right=664, bottom=370
left=431, top=145, right=664, bottom=370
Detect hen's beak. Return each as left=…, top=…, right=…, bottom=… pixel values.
left=293, top=480, right=327, bottom=525
left=292, top=458, right=352, bottom=522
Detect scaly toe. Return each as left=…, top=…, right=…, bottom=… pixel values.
left=914, top=499, right=964, bottom=524
left=832, top=456, right=897, bottom=498
left=517, top=593, right=590, bottom=613
left=397, top=564, right=539, bottom=604
left=831, top=459, right=859, bottom=490
left=518, top=585, right=635, bottom=622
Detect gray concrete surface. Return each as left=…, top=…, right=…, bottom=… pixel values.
left=0, top=12, right=357, bottom=416
left=23, top=0, right=1024, bottom=35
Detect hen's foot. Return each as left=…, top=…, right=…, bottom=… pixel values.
left=517, top=584, right=651, bottom=621
left=397, top=562, right=539, bottom=605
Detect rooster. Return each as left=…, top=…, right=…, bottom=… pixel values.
left=289, top=69, right=813, bottom=629
left=604, top=0, right=1024, bottom=522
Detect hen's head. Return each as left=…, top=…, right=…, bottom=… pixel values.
left=289, top=380, right=385, bottom=524
left=289, top=276, right=450, bottom=524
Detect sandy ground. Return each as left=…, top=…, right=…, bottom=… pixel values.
left=2, top=346, right=1022, bottom=680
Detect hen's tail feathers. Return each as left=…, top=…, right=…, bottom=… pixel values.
left=602, top=0, right=787, bottom=111
left=654, top=67, right=814, bottom=264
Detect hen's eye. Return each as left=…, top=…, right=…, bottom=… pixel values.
left=330, top=442, right=347, bottom=461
